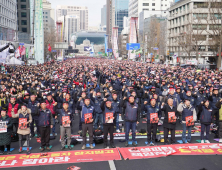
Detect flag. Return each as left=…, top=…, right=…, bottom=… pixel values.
left=15, top=47, right=20, bottom=58
left=26, top=48, right=29, bottom=58
left=48, top=44, right=51, bottom=52
left=21, top=46, right=26, bottom=55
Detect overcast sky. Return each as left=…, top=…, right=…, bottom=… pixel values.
left=48, top=0, right=106, bottom=27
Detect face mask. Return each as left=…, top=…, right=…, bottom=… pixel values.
left=13, top=81, right=15, bottom=83
left=64, top=93, right=66, bottom=96
left=37, top=88, right=40, bottom=90
left=22, top=83, right=24, bottom=85
left=110, top=89, right=113, bottom=91
left=60, top=84, right=62, bottom=86
left=6, top=92, right=9, bottom=95
left=195, top=81, right=197, bottom=83
left=52, top=87, right=55, bottom=89
left=45, top=92, right=48, bottom=94
left=43, top=96, right=46, bottom=99
left=35, top=81, right=38, bottom=84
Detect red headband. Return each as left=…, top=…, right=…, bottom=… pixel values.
left=150, top=98, right=156, bottom=101
left=11, top=98, right=16, bottom=100
left=41, top=103, right=46, bottom=105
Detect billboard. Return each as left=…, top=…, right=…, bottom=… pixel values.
left=126, top=43, right=140, bottom=50
left=34, top=0, right=44, bottom=64
left=112, top=27, right=119, bottom=59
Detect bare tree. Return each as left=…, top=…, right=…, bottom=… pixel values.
left=173, top=11, right=207, bottom=60
left=205, top=0, right=222, bottom=68
left=44, top=27, right=56, bottom=61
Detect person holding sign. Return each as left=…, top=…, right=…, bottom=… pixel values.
left=120, top=95, right=140, bottom=147
left=161, top=98, right=178, bottom=145
left=38, top=102, right=54, bottom=152
left=198, top=100, right=214, bottom=143
left=77, top=97, right=95, bottom=149
left=101, top=98, right=116, bottom=148
left=177, top=99, right=197, bottom=143
left=142, top=98, right=161, bottom=146
left=0, top=110, right=13, bottom=155
left=59, top=101, right=73, bottom=150
left=11, top=105, right=32, bottom=154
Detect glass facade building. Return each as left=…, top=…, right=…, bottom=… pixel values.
left=114, top=0, right=129, bottom=34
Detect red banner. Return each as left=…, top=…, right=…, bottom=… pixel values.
left=118, top=146, right=177, bottom=160
left=0, top=148, right=121, bottom=168
left=118, top=143, right=222, bottom=160
left=172, top=143, right=222, bottom=155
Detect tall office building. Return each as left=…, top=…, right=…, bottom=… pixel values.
left=17, top=0, right=30, bottom=34
left=0, top=0, right=17, bottom=42
left=114, top=0, right=129, bottom=34
left=43, top=0, right=55, bottom=32
left=58, top=15, right=80, bottom=43
left=106, top=0, right=115, bottom=48
left=56, top=5, right=88, bottom=31
left=101, top=5, right=106, bottom=27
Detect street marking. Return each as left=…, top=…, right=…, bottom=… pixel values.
left=108, top=160, right=116, bottom=170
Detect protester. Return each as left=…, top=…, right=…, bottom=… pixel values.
left=101, top=98, right=116, bottom=148
left=38, top=102, right=53, bottom=151
left=77, top=97, right=95, bottom=149
left=198, top=100, right=213, bottom=143
left=161, top=98, right=178, bottom=145
left=177, top=99, right=197, bottom=143
left=120, top=95, right=140, bottom=147
left=59, top=101, right=73, bottom=150
left=0, top=110, right=13, bottom=154
left=142, top=98, right=161, bottom=146
left=12, top=105, right=32, bottom=154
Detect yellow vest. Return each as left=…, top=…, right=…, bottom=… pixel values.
left=219, top=105, right=222, bottom=121
left=0, top=98, right=6, bottom=109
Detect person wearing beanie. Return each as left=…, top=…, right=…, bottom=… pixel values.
left=177, top=99, right=197, bottom=143
left=208, top=87, right=221, bottom=138
left=0, top=110, right=13, bottom=155
left=101, top=98, right=116, bottom=148
left=77, top=97, right=95, bottom=150
left=142, top=98, right=161, bottom=146
left=198, top=100, right=213, bottom=143
left=120, top=95, right=140, bottom=147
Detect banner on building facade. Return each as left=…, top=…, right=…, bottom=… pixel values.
left=128, top=17, right=138, bottom=60
left=30, top=0, right=34, bottom=38
left=112, top=27, right=119, bottom=59
left=104, top=35, right=108, bottom=56
left=34, top=0, right=44, bottom=64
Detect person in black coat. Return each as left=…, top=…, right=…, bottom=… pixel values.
left=161, top=98, right=178, bottom=145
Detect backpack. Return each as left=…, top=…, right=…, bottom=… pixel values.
left=93, top=136, right=103, bottom=144
left=71, top=138, right=80, bottom=145
left=93, top=129, right=103, bottom=136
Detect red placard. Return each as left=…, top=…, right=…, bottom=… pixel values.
left=186, top=116, right=194, bottom=126
left=84, top=113, right=92, bottom=124
left=19, top=118, right=27, bottom=130
left=0, top=148, right=121, bottom=168
left=105, top=112, right=113, bottom=123
left=168, top=112, right=176, bottom=123
left=150, top=113, right=158, bottom=124
left=62, top=116, right=70, bottom=127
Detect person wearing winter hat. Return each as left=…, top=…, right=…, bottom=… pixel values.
left=11, top=105, right=32, bottom=154
left=177, top=99, right=197, bottom=143
left=120, top=95, right=140, bottom=147
left=198, top=100, right=214, bottom=143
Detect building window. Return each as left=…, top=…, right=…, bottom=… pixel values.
left=192, top=24, right=207, bottom=30
left=143, top=3, right=149, bottom=6
left=22, top=28, right=27, bottom=32
left=21, top=5, right=26, bottom=9
left=21, top=12, right=26, bottom=17
left=152, top=3, right=155, bottom=6
left=20, top=0, right=26, bottom=2
left=21, top=20, right=27, bottom=25
left=194, top=2, right=208, bottom=8
left=152, top=9, right=155, bottom=11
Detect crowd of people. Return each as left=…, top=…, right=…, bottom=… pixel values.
left=0, top=58, right=222, bottom=155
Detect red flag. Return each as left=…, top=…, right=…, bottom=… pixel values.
left=20, top=46, right=26, bottom=56
left=48, top=44, right=52, bottom=52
